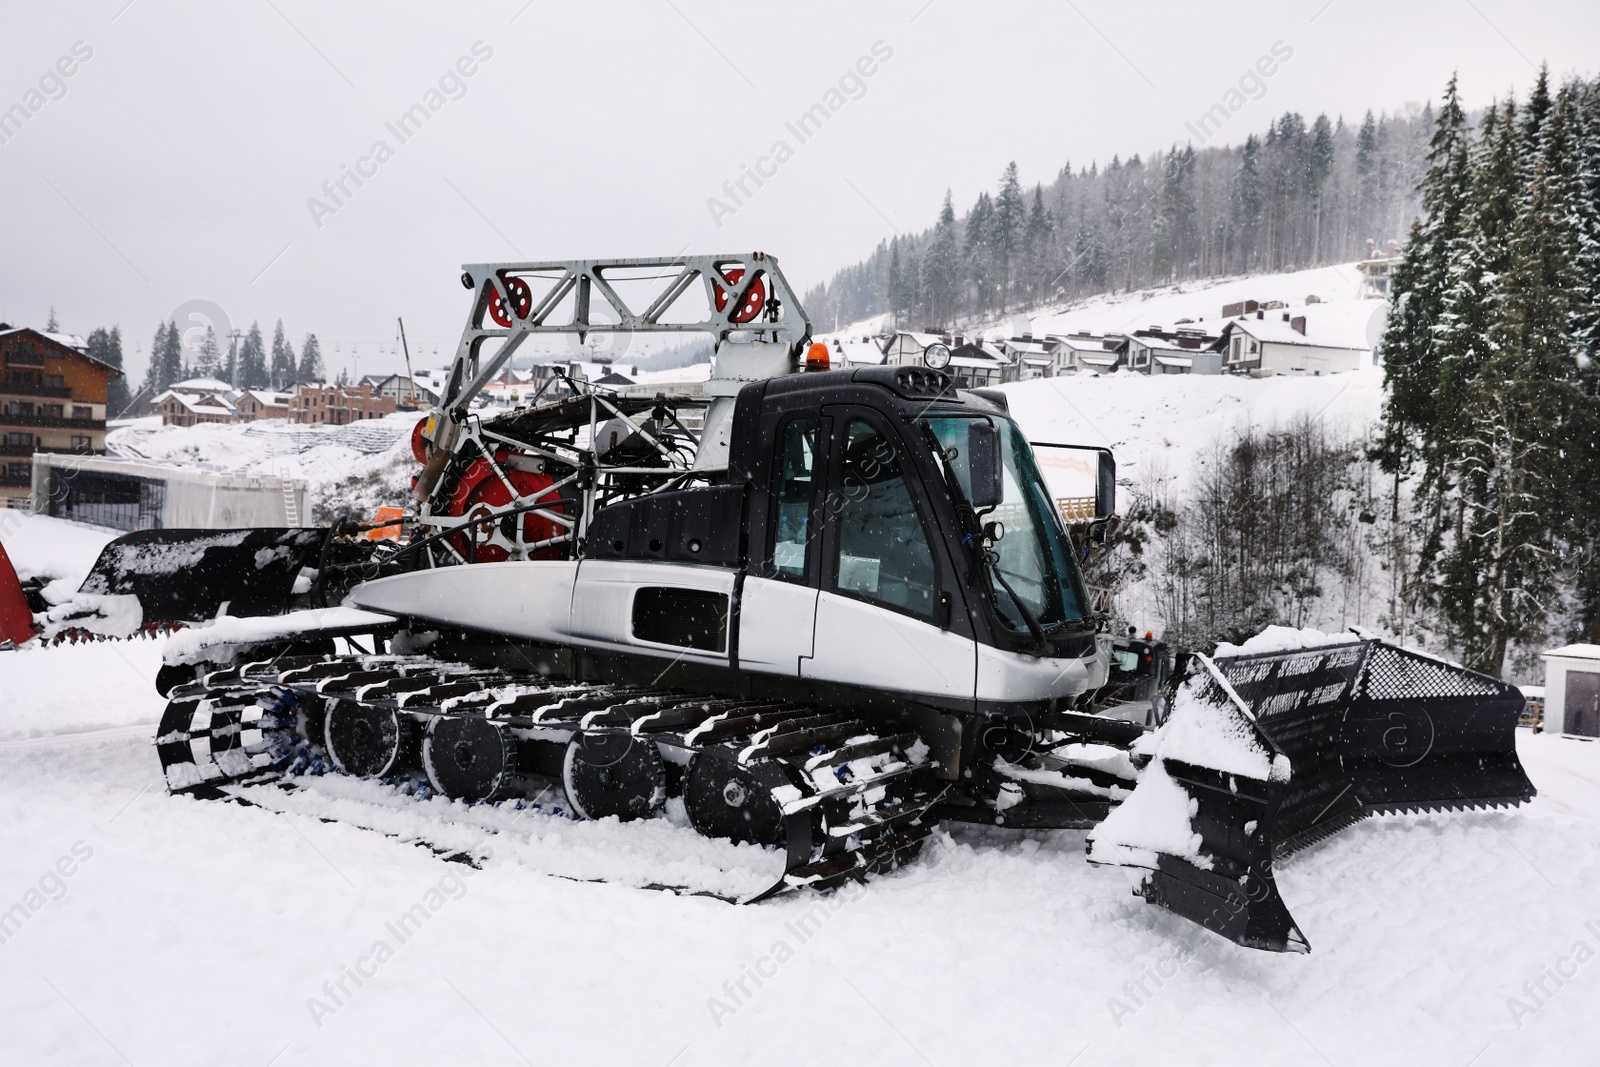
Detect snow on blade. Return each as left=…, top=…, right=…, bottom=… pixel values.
left=1085, top=759, right=1203, bottom=869
left=34, top=591, right=144, bottom=638
left=1088, top=653, right=1280, bottom=869
left=1213, top=624, right=1360, bottom=658
left=81, top=530, right=253, bottom=586
left=1154, top=655, right=1279, bottom=781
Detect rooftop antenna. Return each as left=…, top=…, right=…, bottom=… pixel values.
left=398, top=316, right=417, bottom=406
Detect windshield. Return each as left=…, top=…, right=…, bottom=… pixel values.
left=921, top=415, right=1090, bottom=635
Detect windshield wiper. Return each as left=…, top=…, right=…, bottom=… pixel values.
left=985, top=561, right=1051, bottom=651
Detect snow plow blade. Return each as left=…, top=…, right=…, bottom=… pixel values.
left=78, top=528, right=325, bottom=628
left=1089, top=636, right=1533, bottom=952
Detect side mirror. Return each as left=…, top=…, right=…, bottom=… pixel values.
left=967, top=421, right=1003, bottom=510
left=1020, top=440, right=1116, bottom=525
left=1096, top=448, right=1116, bottom=520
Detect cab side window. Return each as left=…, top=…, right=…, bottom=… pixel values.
left=770, top=416, right=818, bottom=582
left=834, top=419, right=935, bottom=618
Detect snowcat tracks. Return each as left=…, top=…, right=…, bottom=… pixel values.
left=1097, top=636, right=1534, bottom=953
left=154, top=653, right=941, bottom=904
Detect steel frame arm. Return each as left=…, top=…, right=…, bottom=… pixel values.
left=443, top=253, right=810, bottom=414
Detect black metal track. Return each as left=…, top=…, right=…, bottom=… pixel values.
left=155, top=652, right=941, bottom=903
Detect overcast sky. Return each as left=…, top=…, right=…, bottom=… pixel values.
left=1, top=0, right=1593, bottom=383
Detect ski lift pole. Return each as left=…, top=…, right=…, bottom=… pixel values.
left=398, top=316, right=417, bottom=405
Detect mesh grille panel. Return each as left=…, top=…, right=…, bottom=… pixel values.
left=1358, top=643, right=1507, bottom=700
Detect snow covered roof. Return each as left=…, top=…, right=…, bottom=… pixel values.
left=1046, top=334, right=1121, bottom=354
left=43, top=331, right=88, bottom=351
left=949, top=354, right=1006, bottom=369
left=829, top=337, right=887, bottom=365
left=1543, top=644, right=1600, bottom=661
left=1226, top=316, right=1369, bottom=351
left=0, top=325, right=119, bottom=370
left=890, top=331, right=945, bottom=348
left=242, top=390, right=290, bottom=406
left=154, top=389, right=237, bottom=414
left=1077, top=353, right=1120, bottom=367
left=1131, top=337, right=1209, bottom=358
left=1005, top=339, right=1053, bottom=356
left=951, top=341, right=1010, bottom=364
left=1154, top=355, right=1192, bottom=368
left=172, top=377, right=237, bottom=393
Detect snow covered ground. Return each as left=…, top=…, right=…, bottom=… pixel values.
left=1, top=639, right=1597, bottom=1066
left=5, top=269, right=1592, bottom=1064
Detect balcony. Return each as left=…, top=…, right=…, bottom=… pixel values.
left=0, top=413, right=105, bottom=431
left=0, top=444, right=106, bottom=458
left=0, top=472, right=31, bottom=488
left=0, top=382, right=73, bottom=399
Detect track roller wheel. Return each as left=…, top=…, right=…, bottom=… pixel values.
left=423, top=715, right=517, bottom=801
left=562, top=730, right=666, bottom=821
left=325, top=699, right=418, bottom=778
left=684, top=755, right=789, bottom=847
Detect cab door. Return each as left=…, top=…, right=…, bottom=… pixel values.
left=737, top=413, right=823, bottom=676
left=801, top=409, right=976, bottom=700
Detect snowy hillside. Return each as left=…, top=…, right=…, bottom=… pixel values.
left=831, top=262, right=1386, bottom=353
left=1025, top=262, right=1385, bottom=348
left=1003, top=363, right=1383, bottom=498
left=104, top=413, right=421, bottom=524
left=1002, top=364, right=1388, bottom=642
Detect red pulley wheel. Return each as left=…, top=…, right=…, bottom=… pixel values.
left=487, top=277, right=533, bottom=328
left=410, top=416, right=430, bottom=463
left=712, top=268, right=766, bottom=324
left=444, top=453, right=564, bottom=564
